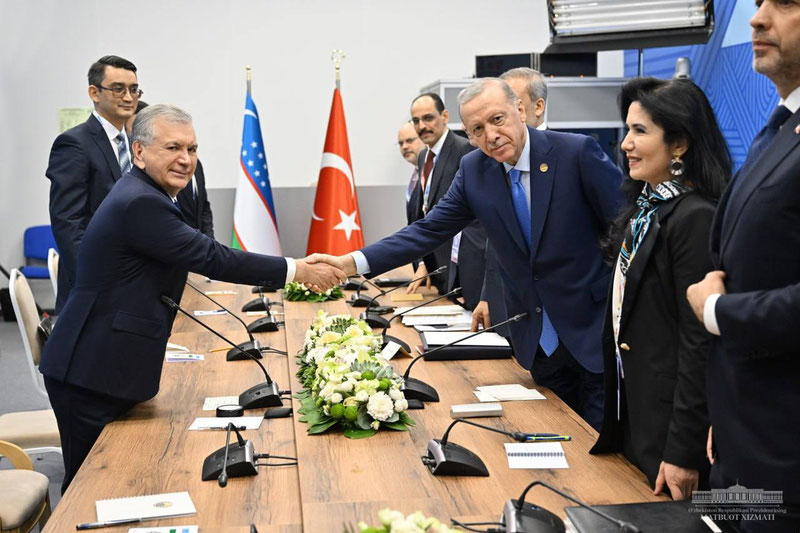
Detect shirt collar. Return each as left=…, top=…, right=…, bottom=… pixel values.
left=780, top=86, right=800, bottom=114
left=502, top=127, right=531, bottom=174
left=429, top=128, right=449, bottom=156
left=92, top=110, right=127, bottom=144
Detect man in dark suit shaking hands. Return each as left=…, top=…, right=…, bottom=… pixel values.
left=46, top=55, right=142, bottom=312
left=311, top=79, right=622, bottom=429
left=688, top=1, right=800, bottom=530
left=39, top=105, right=345, bottom=492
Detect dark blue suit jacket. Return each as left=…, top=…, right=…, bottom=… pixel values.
left=362, top=127, right=622, bottom=371
left=707, top=108, right=800, bottom=501
left=39, top=166, right=286, bottom=403
left=46, top=114, right=123, bottom=312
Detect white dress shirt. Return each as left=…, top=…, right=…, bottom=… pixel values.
left=92, top=110, right=129, bottom=161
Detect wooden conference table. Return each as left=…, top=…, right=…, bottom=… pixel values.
left=43, top=269, right=662, bottom=532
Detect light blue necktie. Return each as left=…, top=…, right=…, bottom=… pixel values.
left=116, top=132, right=132, bottom=174
left=509, top=168, right=559, bottom=356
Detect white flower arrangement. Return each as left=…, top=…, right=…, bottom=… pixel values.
left=345, top=508, right=462, bottom=532
left=296, top=311, right=414, bottom=438
left=283, top=281, right=344, bottom=302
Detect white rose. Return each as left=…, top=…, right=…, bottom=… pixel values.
left=388, top=388, right=403, bottom=401
left=330, top=393, right=343, bottom=404
left=378, top=509, right=405, bottom=527
left=366, top=391, right=394, bottom=421
left=319, top=383, right=336, bottom=399
left=355, top=390, right=369, bottom=403
left=336, top=381, right=354, bottom=393
left=388, top=519, right=420, bottom=533
left=394, top=399, right=408, bottom=413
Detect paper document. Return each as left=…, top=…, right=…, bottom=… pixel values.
left=165, top=353, right=204, bottom=362
left=391, top=293, right=424, bottom=302
left=96, top=491, right=196, bottom=522
left=380, top=341, right=402, bottom=360
left=414, top=324, right=472, bottom=332
left=475, top=384, right=545, bottom=401
left=205, top=290, right=237, bottom=296
left=424, top=331, right=510, bottom=347
left=394, top=304, right=464, bottom=317
left=189, top=416, right=262, bottom=430
left=130, top=527, right=198, bottom=533
left=193, top=309, right=226, bottom=316
left=505, top=442, right=568, bottom=469
left=166, top=343, right=189, bottom=352
left=401, top=310, right=472, bottom=327
left=202, top=396, right=240, bottom=411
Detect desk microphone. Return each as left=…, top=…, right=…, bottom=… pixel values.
left=380, top=287, right=462, bottom=353
left=161, top=296, right=282, bottom=409
left=349, top=278, right=384, bottom=308
left=184, top=281, right=265, bottom=361
left=202, top=422, right=257, bottom=483
left=500, top=480, right=640, bottom=533
left=401, top=313, right=527, bottom=403
left=360, top=266, right=448, bottom=328
left=422, top=418, right=539, bottom=477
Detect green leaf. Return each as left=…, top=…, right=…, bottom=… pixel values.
left=398, top=412, right=416, bottom=426
left=382, top=421, right=409, bottom=431
left=355, top=409, right=373, bottom=430
left=386, top=411, right=400, bottom=423
left=343, top=428, right=376, bottom=439
left=307, top=418, right=339, bottom=434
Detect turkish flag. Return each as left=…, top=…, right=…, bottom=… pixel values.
left=306, top=88, right=365, bottom=255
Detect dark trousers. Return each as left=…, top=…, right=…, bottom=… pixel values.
left=530, top=344, right=604, bottom=431
left=44, top=376, right=136, bottom=493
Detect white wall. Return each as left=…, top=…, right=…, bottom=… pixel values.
left=0, top=0, right=621, bottom=270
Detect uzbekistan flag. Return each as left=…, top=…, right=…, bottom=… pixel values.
left=231, top=92, right=281, bottom=255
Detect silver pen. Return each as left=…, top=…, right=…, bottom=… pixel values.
left=76, top=517, right=142, bottom=529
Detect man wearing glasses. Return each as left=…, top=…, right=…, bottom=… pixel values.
left=46, top=55, right=143, bottom=311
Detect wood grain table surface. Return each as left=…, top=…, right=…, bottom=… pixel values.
left=43, top=267, right=662, bottom=533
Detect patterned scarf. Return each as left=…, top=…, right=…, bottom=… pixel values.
left=619, top=180, right=692, bottom=277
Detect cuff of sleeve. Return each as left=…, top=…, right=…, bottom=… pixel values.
left=351, top=251, right=370, bottom=275
left=703, top=293, right=722, bottom=336
left=285, top=257, right=296, bottom=284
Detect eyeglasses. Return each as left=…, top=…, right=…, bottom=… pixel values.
left=96, top=84, right=143, bottom=98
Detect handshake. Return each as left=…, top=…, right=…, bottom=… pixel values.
left=293, top=253, right=358, bottom=293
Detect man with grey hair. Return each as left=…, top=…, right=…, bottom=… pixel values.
left=310, top=78, right=622, bottom=429
left=500, top=67, right=548, bottom=129
left=39, top=104, right=346, bottom=492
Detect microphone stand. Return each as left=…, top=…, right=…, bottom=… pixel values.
left=401, top=313, right=527, bottom=402
left=380, top=287, right=462, bottom=354
left=161, top=296, right=282, bottom=409
left=202, top=422, right=257, bottom=482
left=502, top=480, right=640, bottom=533
left=349, top=278, right=385, bottom=308
left=360, top=265, right=448, bottom=328
left=185, top=281, right=264, bottom=361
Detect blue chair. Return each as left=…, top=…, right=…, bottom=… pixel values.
left=19, top=226, right=57, bottom=280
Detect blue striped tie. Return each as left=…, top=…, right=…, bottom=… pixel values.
left=509, top=168, right=559, bottom=356
left=116, top=132, right=132, bottom=174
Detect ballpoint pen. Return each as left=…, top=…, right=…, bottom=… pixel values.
left=76, top=517, right=142, bottom=529
left=524, top=433, right=571, bottom=442
left=196, top=425, right=247, bottom=431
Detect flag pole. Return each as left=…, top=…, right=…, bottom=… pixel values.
left=246, top=65, right=251, bottom=95
left=331, top=49, right=345, bottom=91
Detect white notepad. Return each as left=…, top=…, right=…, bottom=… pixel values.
left=202, top=396, right=240, bottom=411
left=96, top=491, right=196, bottom=522
left=424, top=331, right=510, bottom=347
left=188, top=416, right=262, bottom=430
left=475, top=384, right=546, bottom=401
left=130, top=527, right=198, bottom=533
left=504, top=443, right=569, bottom=469
left=393, top=304, right=465, bottom=317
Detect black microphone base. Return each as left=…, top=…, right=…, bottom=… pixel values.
left=247, top=316, right=279, bottom=333
left=226, top=340, right=264, bottom=361
left=382, top=335, right=410, bottom=354
left=201, top=440, right=257, bottom=481
left=348, top=294, right=373, bottom=307
left=403, top=377, right=439, bottom=402
left=239, top=381, right=282, bottom=409
left=340, top=279, right=363, bottom=291
left=422, top=439, right=489, bottom=476
left=361, top=312, right=390, bottom=329
left=406, top=399, right=425, bottom=410
left=242, top=297, right=270, bottom=312
left=251, top=285, right=277, bottom=293
left=501, top=499, right=566, bottom=533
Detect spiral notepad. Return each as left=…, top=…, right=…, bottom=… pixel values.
left=504, top=442, right=569, bottom=469
left=95, top=491, right=196, bottom=522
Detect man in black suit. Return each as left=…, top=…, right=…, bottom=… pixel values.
left=407, top=93, right=478, bottom=297
left=39, top=105, right=345, bottom=492
left=128, top=100, right=215, bottom=237
left=46, top=55, right=141, bottom=312
left=688, top=1, right=800, bottom=530
left=398, top=120, right=425, bottom=222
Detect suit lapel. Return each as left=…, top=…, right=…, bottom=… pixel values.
left=720, top=110, right=800, bottom=257
left=428, top=134, right=455, bottom=206
left=528, top=129, right=555, bottom=265
left=88, top=115, right=122, bottom=181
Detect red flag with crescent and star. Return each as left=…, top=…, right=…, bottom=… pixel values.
left=306, top=88, right=365, bottom=255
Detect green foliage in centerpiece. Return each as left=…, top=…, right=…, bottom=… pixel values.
left=296, top=311, right=414, bottom=438
left=283, top=281, right=344, bottom=302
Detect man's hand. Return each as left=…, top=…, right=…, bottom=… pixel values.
left=654, top=461, right=699, bottom=501
left=305, top=253, right=357, bottom=277
left=707, top=426, right=714, bottom=465
left=686, top=271, right=726, bottom=323
left=471, top=300, right=491, bottom=331
left=406, top=263, right=431, bottom=293
left=294, top=258, right=346, bottom=292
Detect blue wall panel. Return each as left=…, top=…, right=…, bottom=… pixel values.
left=623, top=0, right=778, bottom=170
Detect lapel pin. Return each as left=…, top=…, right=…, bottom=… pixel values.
left=539, top=163, right=549, bottom=173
